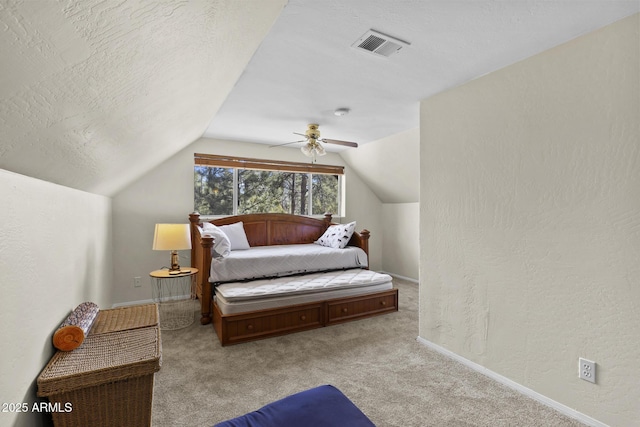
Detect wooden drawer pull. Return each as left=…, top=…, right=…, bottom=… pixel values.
left=342, top=308, right=348, bottom=313
left=380, top=301, right=386, bottom=306
left=246, top=324, right=253, bottom=330
left=300, top=315, right=306, bottom=321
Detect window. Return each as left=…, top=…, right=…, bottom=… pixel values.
left=194, top=154, right=343, bottom=217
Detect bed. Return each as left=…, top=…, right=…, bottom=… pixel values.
left=189, top=212, right=398, bottom=345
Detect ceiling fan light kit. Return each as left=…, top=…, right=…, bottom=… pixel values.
left=301, top=139, right=326, bottom=162
left=269, top=124, right=358, bottom=162
left=300, top=124, right=327, bottom=162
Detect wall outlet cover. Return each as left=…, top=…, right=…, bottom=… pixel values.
left=579, top=358, right=596, bottom=384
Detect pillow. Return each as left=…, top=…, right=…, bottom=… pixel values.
left=315, top=221, right=356, bottom=249
left=202, top=223, right=231, bottom=258
left=218, top=221, right=250, bottom=250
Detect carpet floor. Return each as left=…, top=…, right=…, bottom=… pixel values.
left=152, top=278, right=585, bottom=427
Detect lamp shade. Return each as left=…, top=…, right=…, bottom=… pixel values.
left=152, top=224, right=191, bottom=251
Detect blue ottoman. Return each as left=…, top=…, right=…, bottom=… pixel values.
left=214, top=385, right=376, bottom=427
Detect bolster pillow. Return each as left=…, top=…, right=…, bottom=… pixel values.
left=52, top=302, right=100, bottom=351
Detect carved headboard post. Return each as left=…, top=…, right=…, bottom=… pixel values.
left=188, top=211, right=201, bottom=264
left=360, top=229, right=370, bottom=267
left=199, top=236, right=214, bottom=324
left=323, top=213, right=333, bottom=227
left=188, top=211, right=214, bottom=325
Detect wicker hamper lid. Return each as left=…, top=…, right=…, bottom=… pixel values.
left=37, top=327, right=161, bottom=397
left=91, top=304, right=159, bottom=334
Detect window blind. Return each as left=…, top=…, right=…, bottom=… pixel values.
left=194, top=153, right=344, bottom=175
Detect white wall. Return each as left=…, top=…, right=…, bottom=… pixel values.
left=381, top=203, right=419, bottom=281
left=112, top=137, right=383, bottom=305
left=419, top=14, right=639, bottom=426
left=0, top=169, right=112, bottom=427
left=341, top=128, right=421, bottom=281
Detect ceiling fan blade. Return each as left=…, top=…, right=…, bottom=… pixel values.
left=321, top=138, right=358, bottom=148
left=293, top=132, right=308, bottom=138
left=269, top=139, right=306, bottom=148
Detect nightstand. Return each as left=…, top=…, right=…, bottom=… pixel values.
left=149, top=267, right=198, bottom=330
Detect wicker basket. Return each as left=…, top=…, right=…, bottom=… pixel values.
left=37, top=327, right=161, bottom=427
left=91, top=304, right=159, bottom=334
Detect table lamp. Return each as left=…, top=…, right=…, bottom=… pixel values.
left=152, top=224, right=192, bottom=273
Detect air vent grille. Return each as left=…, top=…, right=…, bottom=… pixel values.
left=358, top=35, right=386, bottom=52
left=352, top=30, right=409, bottom=58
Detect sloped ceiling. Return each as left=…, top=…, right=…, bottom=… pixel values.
left=199, top=0, right=637, bottom=204
left=1, top=1, right=637, bottom=200
left=340, top=128, right=420, bottom=204
left=0, top=0, right=286, bottom=196
left=203, top=0, right=639, bottom=150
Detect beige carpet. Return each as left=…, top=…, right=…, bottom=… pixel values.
left=152, top=278, right=585, bottom=427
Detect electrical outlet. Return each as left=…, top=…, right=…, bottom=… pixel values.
left=579, top=358, right=596, bottom=383
left=133, top=277, right=141, bottom=288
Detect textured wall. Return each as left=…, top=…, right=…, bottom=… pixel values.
left=112, top=138, right=383, bottom=305
left=0, top=0, right=286, bottom=196
left=382, top=203, right=420, bottom=280
left=419, top=14, right=639, bottom=426
left=0, top=169, right=112, bottom=427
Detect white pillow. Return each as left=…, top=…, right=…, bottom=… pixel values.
left=202, top=223, right=231, bottom=258
left=218, top=221, right=250, bottom=250
left=315, top=221, right=356, bottom=249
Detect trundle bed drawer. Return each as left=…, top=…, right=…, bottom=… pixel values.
left=327, top=289, right=398, bottom=324
left=222, top=303, right=324, bottom=344
left=212, top=287, right=399, bottom=346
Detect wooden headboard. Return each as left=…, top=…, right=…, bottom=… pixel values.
left=188, top=212, right=370, bottom=325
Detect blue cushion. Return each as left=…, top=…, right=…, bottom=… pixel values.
left=213, top=385, right=375, bottom=427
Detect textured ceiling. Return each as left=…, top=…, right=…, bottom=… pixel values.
left=204, top=0, right=639, bottom=152
left=1, top=1, right=638, bottom=198
left=0, top=0, right=286, bottom=196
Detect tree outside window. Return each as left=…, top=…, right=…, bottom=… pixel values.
left=194, top=166, right=233, bottom=215
left=194, top=156, right=341, bottom=216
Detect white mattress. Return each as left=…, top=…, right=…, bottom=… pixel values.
left=215, top=269, right=393, bottom=315
left=209, top=244, right=368, bottom=283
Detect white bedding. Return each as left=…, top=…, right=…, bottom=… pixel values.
left=215, top=269, right=393, bottom=315
left=217, top=268, right=390, bottom=301
left=209, top=244, right=368, bottom=283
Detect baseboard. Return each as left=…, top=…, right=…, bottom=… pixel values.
left=416, top=336, right=608, bottom=427
left=380, top=271, right=419, bottom=284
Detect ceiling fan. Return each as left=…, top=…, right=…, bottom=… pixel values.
left=271, top=124, right=358, bottom=162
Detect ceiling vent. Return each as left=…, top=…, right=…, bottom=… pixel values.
left=351, top=29, right=409, bottom=58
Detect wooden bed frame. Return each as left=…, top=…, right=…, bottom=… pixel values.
left=189, top=212, right=398, bottom=345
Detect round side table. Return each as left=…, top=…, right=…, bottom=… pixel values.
left=149, top=268, right=198, bottom=330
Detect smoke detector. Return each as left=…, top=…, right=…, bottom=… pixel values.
left=351, top=29, right=409, bottom=58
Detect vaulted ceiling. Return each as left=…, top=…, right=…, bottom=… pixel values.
left=0, top=0, right=286, bottom=196
left=203, top=0, right=639, bottom=149
left=0, top=1, right=637, bottom=197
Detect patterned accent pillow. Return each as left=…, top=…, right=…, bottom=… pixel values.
left=202, top=223, right=231, bottom=258
left=315, top=221, right=356, bottom=249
